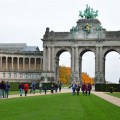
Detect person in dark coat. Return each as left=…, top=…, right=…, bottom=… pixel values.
left=88, top=83, right=92, bottom=95
left=5, top=81, right=10, bottom=98
left=51, top=83, right=54, bottom=94
left=1, top=81, right=5, bottom=98
left=19, top=82, right=24, bottom=96
left=82, top=83, right=86, bottom=95
left=70, top=80, right=77, bottom=95
left=44, top=85, right=47, bottom=94
left=58, top=82, right=62, bottom=92
left=76, top=82, right=81, bottom=95
left=0, top=82, right=2, bottom=99
left=54, top=83, right=58, bottom=93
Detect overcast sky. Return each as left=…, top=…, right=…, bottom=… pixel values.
left=0, top=0, right=120, bottom=83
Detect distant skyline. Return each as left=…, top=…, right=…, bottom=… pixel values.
left=1, top=0, right=120, bottom=83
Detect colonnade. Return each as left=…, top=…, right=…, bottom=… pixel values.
left=0, top=55, right=43, bottom=71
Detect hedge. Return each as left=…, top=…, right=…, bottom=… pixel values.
left=8, top=82, right=55, bottom=91
left=95, top=84, right=120, bottom=92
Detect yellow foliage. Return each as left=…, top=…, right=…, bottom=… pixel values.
left=59, top=66, right=94, bottom=84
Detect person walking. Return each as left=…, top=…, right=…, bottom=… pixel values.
left=32, top=82, right=36, bottom=94
left=88, top=83, right=92, bottom=95
left=85, top=84, right=88, bottom=96
left=81, top=83, right=86, bottom=95
left=44, top=85, right=47, bottom=94
left=30, top=83, right=33, bottom=94
left=58, top=82, right=62, bottom=92
left=5, top=81, right=10, bottom=98
left=0, top=82, right=2, bottom=99
left=1, top=81, right=5, bottom=98
left=39, top=82, right=42, bottom=94
left=76, top=82, right=81, bottom=95
left=54, top=83, right=58, bottom=93
left=24, top=83, right=29, bottom=96
left=51, top=83, right=54, bottom=94
left=70, top=80, right=77, bottom=95
left=19, top=82, right=24, bottom=96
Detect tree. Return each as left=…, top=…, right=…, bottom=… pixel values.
left=59, top=66, right=94, bottom=84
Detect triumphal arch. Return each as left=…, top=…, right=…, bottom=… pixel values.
left=42, top=5, right=120, bottom=83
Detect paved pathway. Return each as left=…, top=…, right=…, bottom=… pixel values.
left=1, top=88, right=120, bottom=107
left=5, top=88, right=72, bottom=99
left=91, top=91, right=120, bottom=107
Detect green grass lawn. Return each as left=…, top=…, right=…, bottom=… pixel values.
left=9, top=89, right=40, bottom=95
left=9, top=89, right=51, bottom=95
left=0, top=93, right=120, bottom=120
left=107, top=92, right=120, bottom=98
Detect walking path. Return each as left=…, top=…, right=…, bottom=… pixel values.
left=6, top=88, right=72, bottom=99
left=1, top=88, right=120, bottom=107
left=91, top=91, right=120, bottom=107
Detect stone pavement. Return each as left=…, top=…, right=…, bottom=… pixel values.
left=5, top=88, right=72, bottom=99
left=1, top=88, right=120, bottom=107
left=91, top=91, right=120, bottom=107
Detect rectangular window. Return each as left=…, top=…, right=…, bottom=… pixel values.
left=3, top=73, right=5, bottom=78
left=8, top=73, right=11, bottom=78
left=14, top=73, right=17, bottom=78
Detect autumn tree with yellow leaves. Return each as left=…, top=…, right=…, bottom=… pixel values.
left=59, top=66, right=94, bottom=84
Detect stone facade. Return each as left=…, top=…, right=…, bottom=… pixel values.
left=0, top=43, right=43, bottom=82
left=42, top=19, right=120, bottom=83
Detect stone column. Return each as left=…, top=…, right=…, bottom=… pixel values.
left=34, top=58, right=36, bottom=70
left=6, top=57, right=8, bottom=70
left=100, top=47, right=103, bottom=72
left=79, top=57, right=82, bottom=82
left=75, top=47, right=79, bottom=72
left=48, top=47, right=51, bottom=71
left=17, top=57, right=19, bottom=70
left=55, top=57, right=59, bottom=82
left=75, top=47, right=79, bottom=81
left=29, top=58, right=31, bottom=70
left=71, top=47, right=75, bottom=72
left=43, top=47, right=46, bottom=71
left=12, top=57, right=13, bottom=70
left=23, top=57, right=25, bottom=70
left=0, top=56, right=2, bottom=69
left=52, top=47, right=55, bottom=71
left=103, top=58, right=106, bottom=82
left=39, top=58, right=41, bottom=70
left=95, top=46, right=99, bottom=74
left=40, top=58, right=43, bottom=70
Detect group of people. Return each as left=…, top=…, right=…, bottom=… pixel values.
left=0, top=80, right=92, bottom=99
left=70, top=80, right=92, bottom=96
left=18, top=82, right=29, bottom=96
left=0, top=81, right=10, bottom=99
left=50, top=82, right=62, bottom=94
left=18, top=82, right=62, bottom=96
left=38, top=82, right=62, bottom=94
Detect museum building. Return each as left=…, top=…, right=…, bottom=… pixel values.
left=0, top=43, right=43, bottom=82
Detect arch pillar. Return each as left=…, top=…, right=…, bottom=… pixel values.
left=0, top=56, right=2, bottom=69
left=55, top=56, right=59, bottom=82
left=95, top=46, right=104, bottom=83
left=74, top=47, right=80, bottom=82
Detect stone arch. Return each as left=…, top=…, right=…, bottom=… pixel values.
left=42, top=18, right=120, bottom=83
left=103, top=48, right=120, bottom=83
left=103, top=48, right=120, bottom=58
left=55, top=48, right=71, bottom=58
left=55, top=48, right=71, bottom=82
left=79, top=48, right=95, bottom=82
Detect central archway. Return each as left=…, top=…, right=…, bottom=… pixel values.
left=55, top=49, right=71, bottom=82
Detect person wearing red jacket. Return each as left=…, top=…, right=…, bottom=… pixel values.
left=24, top=83, right=29, bottom=96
